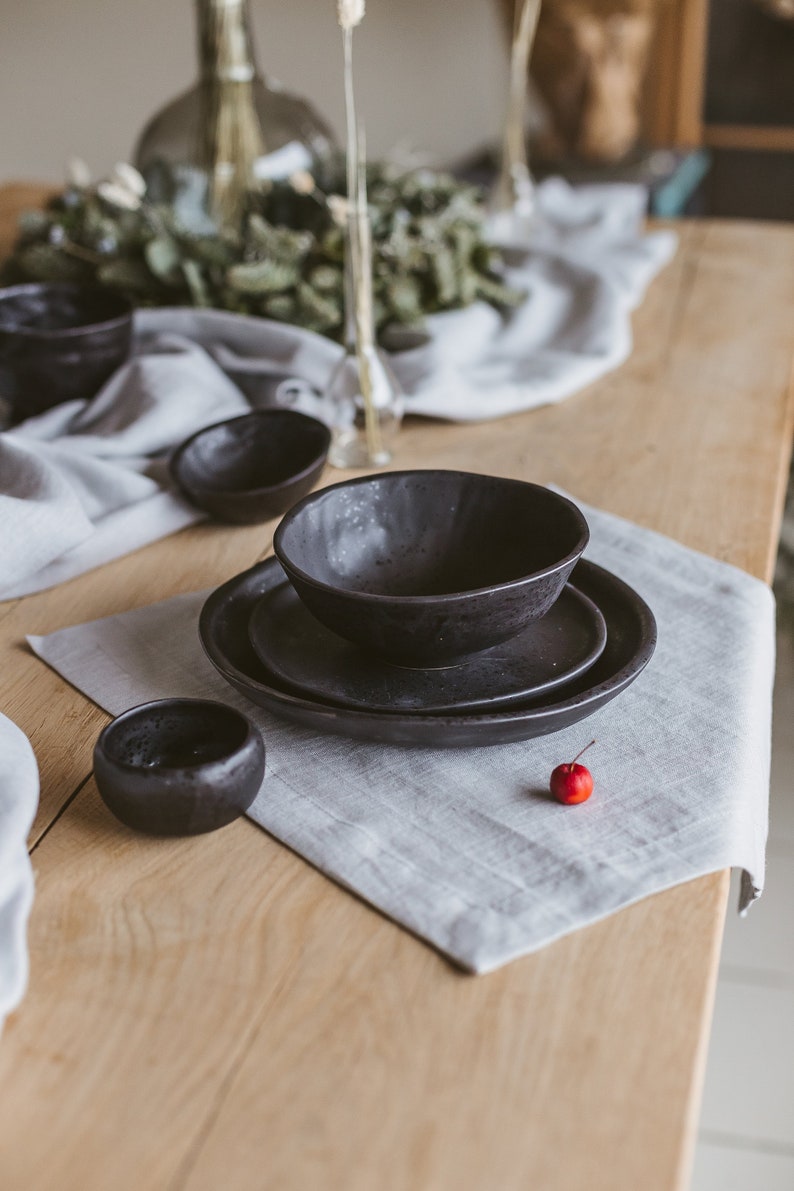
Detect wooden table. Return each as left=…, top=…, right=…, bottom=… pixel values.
left=2, top=185, right=794, bottom=1191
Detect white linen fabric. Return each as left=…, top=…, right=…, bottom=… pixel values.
left=0, top=180, right=675, bottom=601
left=0, top=335, right=250, bottom=599
left=27, top=498, right=773, bottom=973
left=397, top=179, right=676, bottom=420
left=0, top=713, right=39, bottom=1031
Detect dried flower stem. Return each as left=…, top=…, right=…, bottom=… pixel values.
left=495, top=0, right=542, bottom=216
left=337, top=0, right=365, bottom=31
left=61, top=241, right=103, bottom=265
left=342, top=28, right=359, bottom=239
left=340, top=16, right=382, bottom=461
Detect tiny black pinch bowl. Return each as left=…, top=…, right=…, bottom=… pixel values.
left=273, top=470, right=590, bottom=666
left=198, top=557, right=657, bottom=748
left=170, top=409, right=331, bottom=525
left=93, top=698, right=266, bottom=835
left=0, top=282, right=133, bottom=423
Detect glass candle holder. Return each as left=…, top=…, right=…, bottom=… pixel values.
left=325, top=343, right=403, bottom=469
left=325, top=210, right=403, bottom=469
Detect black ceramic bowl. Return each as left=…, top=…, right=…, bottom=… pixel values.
left=93, top=698, right=265, bottom=836
left=273, top=470, right=590, bottom=666
left=0, top=282, right=133, bottom=423
left=170, top=409, right=331, bottom=525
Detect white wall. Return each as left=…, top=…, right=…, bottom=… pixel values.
left=0, top=0, right=510, bottom=185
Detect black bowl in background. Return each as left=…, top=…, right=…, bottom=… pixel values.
left=0, top=282, right=133, bottom=423
left=273, top=470, right=590, bottom=666
left=170, top=409, right=331, bottom=525
left=93, top=698, right=266, bottom=836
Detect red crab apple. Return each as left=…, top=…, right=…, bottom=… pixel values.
left=550, top=740, right=596, bottom=805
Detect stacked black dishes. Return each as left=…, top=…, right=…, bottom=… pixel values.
left=199, top=471, right=657, bottom=747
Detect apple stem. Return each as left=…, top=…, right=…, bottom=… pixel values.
left=571, top=739, right=596, bottom=767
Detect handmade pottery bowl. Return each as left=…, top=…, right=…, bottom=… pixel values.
left=93, top=698, right=265, bottom=836
left=170, top=409, right=331, bottom=525
left=273, top=470, right=590, bottom=666
left=0, top=282, right=133, bottom=423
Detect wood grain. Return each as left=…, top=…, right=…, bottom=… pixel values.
left=1, top=186, right=793, bottom=1191
left=0, top=183, right=56, bottom=255
left=703, top=124, right=794, bottom=154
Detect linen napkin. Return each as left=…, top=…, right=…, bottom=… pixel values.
left=0, top=713, right=39, bottom=1031
left=0, top=179, right=674, bottom=602
left=27, top=498, right=773, bottom=973
left=0, top=334, right=250, bottom=600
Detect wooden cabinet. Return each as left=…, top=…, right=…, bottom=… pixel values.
left=647, top=0, right=794, bottom=153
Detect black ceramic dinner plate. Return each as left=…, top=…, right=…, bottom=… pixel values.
left=247, top=575, right=608, bottom=713
left=199, top=558, right=657, bottom=748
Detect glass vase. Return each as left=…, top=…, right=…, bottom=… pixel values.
left=325, top=344, right=403, bottom=469
left=133, top=0, right=335, bottom=233
left=489, top=157, right=535, bottom=246
left=325, top=213, right=403, bottom=469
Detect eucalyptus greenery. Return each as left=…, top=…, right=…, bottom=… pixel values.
left=2, top=162, right=526, bottom=343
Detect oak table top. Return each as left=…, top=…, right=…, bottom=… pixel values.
left=2, top=184, right=794, bottom=1191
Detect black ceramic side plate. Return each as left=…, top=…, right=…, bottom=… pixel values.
left=199, top=558, right=657, bottom=748
left=247, top=576, right=608, bottom=713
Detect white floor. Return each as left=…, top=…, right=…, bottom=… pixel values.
left=691, top=609, right=794, bottom=1189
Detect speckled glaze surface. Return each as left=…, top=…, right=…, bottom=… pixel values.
left=247, top=572, right=607, bottom=713
left=0, top=282, right=133, bottom=422
left=93, top=698, right=265, bottom=835
left=273, top=470, right=590, bottom=665
left=170, top=409, right=330, bottom=524
left=199, top=557, right=657, bottom=747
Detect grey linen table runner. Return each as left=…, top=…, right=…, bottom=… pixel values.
left=28, top=499, right=773, bottom=973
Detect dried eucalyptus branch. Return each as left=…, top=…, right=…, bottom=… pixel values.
left=2, top=161, right=526, bottom=345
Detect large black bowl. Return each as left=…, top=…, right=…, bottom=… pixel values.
left=273, top=470, right=590, bottom=666
left=93, top=698, right=265, bottom=836
left=170, top=409, right=331, bottom=525
left=0, top=282, right=133, bottom=423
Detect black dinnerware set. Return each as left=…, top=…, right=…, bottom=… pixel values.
left=91, top=413, right=656, bottom=835
left=199, top=468, right=657, bottom=748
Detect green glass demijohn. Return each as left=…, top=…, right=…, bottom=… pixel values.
left=134, top=0, right=335, bottom=233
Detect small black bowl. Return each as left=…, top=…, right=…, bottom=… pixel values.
left=170, top=409, right=331, bottom=525
left=93, top=698, right=265, bottom=836
left=273, top=469, right=590, bottom=666
left=0, top=282, right=133, bottom=423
